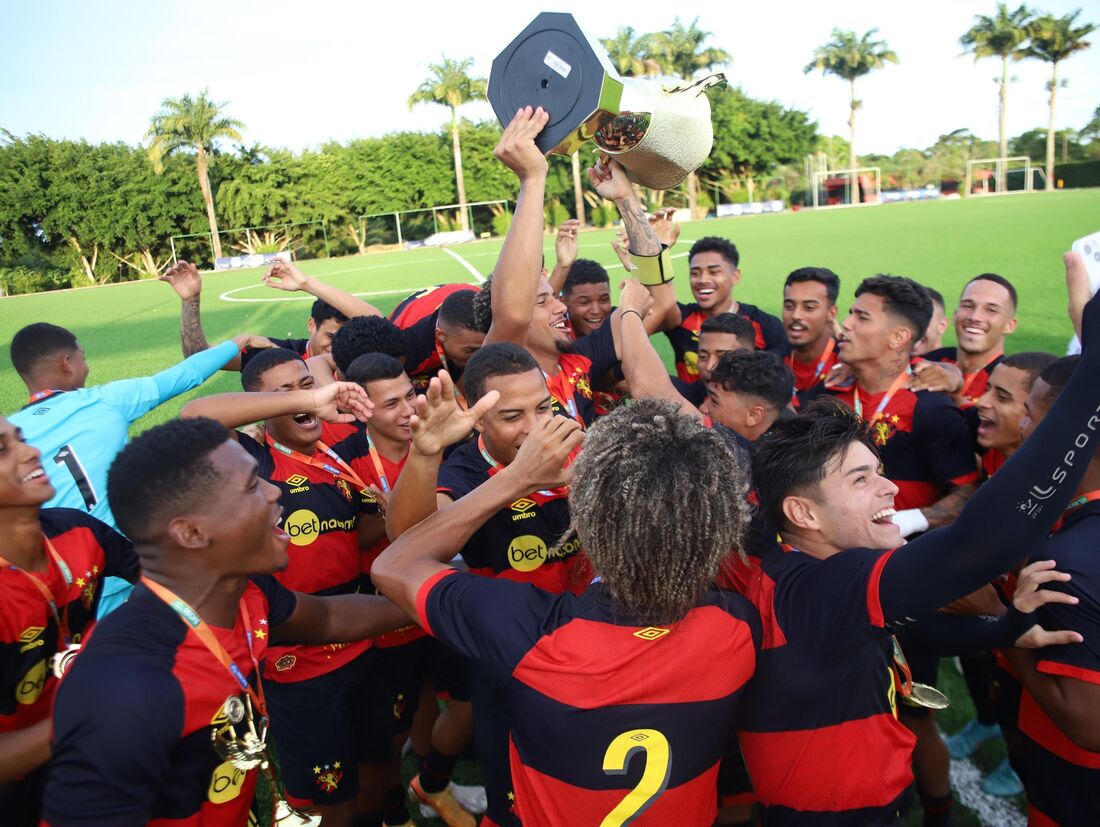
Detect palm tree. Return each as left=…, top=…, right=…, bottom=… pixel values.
left=960, top=4, right=1033, bottom=192
left=644, top=18, right=731, bottom=216
left=408, top=57, right=487, bottom=232
left=804, top=29, right=899, bottom=175
left=600, top=27, right=662, bottom=77
left=1024, top=11, right=1095, bottom=190
left=146, top=90, right=244, bottom=262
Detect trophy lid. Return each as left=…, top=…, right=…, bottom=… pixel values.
left=489, top=12, right=623, bottom=155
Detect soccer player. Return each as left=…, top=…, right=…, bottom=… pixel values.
left=40, top=417, right=410, bottom=827
left=830, top=275, right=979, bottom=537
left=913, top=274, right=1018, bottom=407
left=782, top=267, right=840, bottom=403
left=0, top=416, right=138, bottom=827
left=390, top=283, right=479, bottom=328
left=159, top=257, right=383, bottom=369
left=471, top=107, right=671, bottom=427
left=913, top=286, right=948, bottom=356
left=344, top=353, right=484, bottom=826
left=670, top=314, right=757, bottom=409
left=659, top=236, right=789, bottom=382
left=705, top=351, right=794, bottom=443
left=372, top=392, right=761, bottom=827
left=397, top=288, right=486, bottom=392
left=384, top=345, right=590, bottom=826
left=179, top=349, right=394, bottom=824
left=8, top=322, right=251, bottom=615
left=1006, top=355, right=1100, bottom=826
left=741, top=297, right=1100, bottom=825
left=974, top=351, right=1057, bottom=477
left=560, top=259, right=613, bottom=338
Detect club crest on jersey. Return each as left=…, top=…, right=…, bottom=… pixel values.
left=633, top=627, right=671, bottom=641
left=274, top=655, right=297, bottom=672
left=393, top=692, right=406, bottom=722
left=314, top=762, right=343, bottom=794
left=872, top=415, right=900, bottom=447
left=336, top=479, right=352, bottom=502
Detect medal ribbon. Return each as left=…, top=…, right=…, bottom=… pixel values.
left=142, top=576, right=267, bottom=717
left=853, top=370, right=911, bottom=425
left=810, top=338, right=836, bottom=385
left=364, top=434, right=391, bottom=495
left=265, top=435, right=368, bottom=494
left=434, top=336, right=468, bottom=409
left=28, top=389, right=63, bottom=404
left=1050, top=489, right=1100, bottom=534
left=959, top=352, right=1002, bottom=402
left=0, top=535, right=75, bottom=647
left=542, top=368, right=583, bottom=426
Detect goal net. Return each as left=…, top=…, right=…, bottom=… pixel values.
left=358, top=200, right=511, bottom=249
left=964, top=157, right=1043, bottom=196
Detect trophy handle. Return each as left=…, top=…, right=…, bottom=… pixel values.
left=662, top=72, right=727, bottom=97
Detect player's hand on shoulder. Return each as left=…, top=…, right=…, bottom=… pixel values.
left=823, top=362, right=854, bottom=390
left=1011, top=559, right=1085, bottom=649
left=508, top=415, right=583, bottom=491
left=908, top=360, right=962, bottom=394
left=159, top=260, right=202, bottom=300
left=493, top=106, right=549, bottom=180
left=232, top=333, right=276, bottom=352
left=410, top=371, right=500, bottom=456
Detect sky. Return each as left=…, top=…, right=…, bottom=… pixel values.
left=2, top=0, right=1098, bottom=158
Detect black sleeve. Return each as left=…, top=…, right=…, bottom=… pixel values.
left=250, top=575, right=299, bottom=626
left=912, top=393, right=981, bottom=489
left=672, top=376, right=707, bottom=407
left=879, top=309, right=1100, bottom=622
left=895, top=609, right=1033, bottom=658
left=402, top=314, right=439, bottom=372
left=757, top=311, right=791, bottom=358
left=89, top=518, right=139, bottom=582
left=235, top=431, right=276, bottom=478
left=574, top=319, right=621, bottom=380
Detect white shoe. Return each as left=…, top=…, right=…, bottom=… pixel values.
left=419, top=782, right=488, bottom=818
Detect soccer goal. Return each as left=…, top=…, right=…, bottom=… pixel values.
left=808, top=167, right=882, bottom=208
left=170, top=220, right=330, bottom=271
left=357, top=200, right=511, bottom=249
left=964, top=157, right=1044, bottom=197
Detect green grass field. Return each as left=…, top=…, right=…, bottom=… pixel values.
left=2, top=188, right=1097, bottom=425
left=3, top=190, right=1097, bottom=826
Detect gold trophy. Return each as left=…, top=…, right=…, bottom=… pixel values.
left=488, top=12, right=723, bottom=190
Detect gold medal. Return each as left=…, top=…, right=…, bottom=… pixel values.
left=211, top=695, right=270, bottom=770
left=49, top=643, right=82, bottom=679
left=903, top=682, right=950, bottom=710
left=223, top=695, right=246, bottom=724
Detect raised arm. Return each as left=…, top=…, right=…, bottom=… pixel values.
left=160, top=260, right=212, bottom=359
left=179, top=382, right=372, bottom=430
left=273, top=591, right=412, bottom=645
left=373, top=414, right=582, bottom=619
left=880, top=287, right=1100, bottom=621
left=384, top=371, right=498, bottom=540
left=547, top=219, right=579, bottom=295
left=264, top=258, right=383, bottom=319
left=485, top=107, right=550, bottom=346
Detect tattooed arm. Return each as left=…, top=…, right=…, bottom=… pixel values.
left=160, top=261, right=215, bottom=359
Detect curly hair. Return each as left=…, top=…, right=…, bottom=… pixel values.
left=330, top=316, right=408, bottom=375
left=710, top=350, right=794, bottom=412
left=471, top=275, right=494, bottom=334
left=568, top=399, right=751, bottom=625
left=688, top=236, right=740, bottom=269
left=563, top=259, right=610, bottom=294
left=752, top=397, right=877, bottom=530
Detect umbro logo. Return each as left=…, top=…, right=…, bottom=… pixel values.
left=286, top=474, right=309, bottom=487
left=511, top=498, right=536, bottom=513
left=33, top=408, right=49, bottom=415
left=633, top=627, right=670, bottom=641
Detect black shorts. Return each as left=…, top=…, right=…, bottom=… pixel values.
left=265, top=649, right=393, bottom=806
left=375, top=636, right=471, bottom=734
left=469, top=662, right=519, bottom=827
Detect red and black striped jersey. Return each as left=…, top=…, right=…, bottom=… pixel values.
left=1017, top=500, right=1100, bottom=826
left=828, top=385, right=980, bottom=510
left=785, top=341, right=839, bottom=404
left=547, top=321, right=620, bottom=427
left=437, top=440, right=589, bottom=594
left=240, top=337, right=309, bottom=371
left=357, top=446, right=427, bottom=649
left=736, top=544, right=915, bottom=825
left=417, top=570, right=760, bottom=827
left=237, top=425, right=379, bottom=682
left=0, top=508, right=136, bottom=735
left=665, top=301, right=789, bottom=383
left=921, top=347, right=1003, bottom=409
left=390, top=284, right=479, bottom=328
left=41, top=577, right=297, bottom=827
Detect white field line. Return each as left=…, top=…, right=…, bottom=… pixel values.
left=218, top=286, right=421, bottom=304
left=947, top=753, right=1026, bottom=827
left=441, top=247, right=485, bottom=283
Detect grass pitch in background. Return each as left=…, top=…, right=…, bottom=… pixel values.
left=2, top=189, right=1097, bottom=425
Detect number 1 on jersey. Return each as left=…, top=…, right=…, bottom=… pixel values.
left=53, top=444, right=98, bottom=510
left=600, top=728, right=671, bottom=827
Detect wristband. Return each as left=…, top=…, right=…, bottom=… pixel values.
left=891, top=508, right=930, bottom=538
left=621, top=309, right=644, bottom=321
left=631, top=246, right=675, bottom=286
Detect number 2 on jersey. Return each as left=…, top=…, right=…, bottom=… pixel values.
left=600, top=729, right=671, bottom=827
left=53, top=444, right=98, bottom=510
